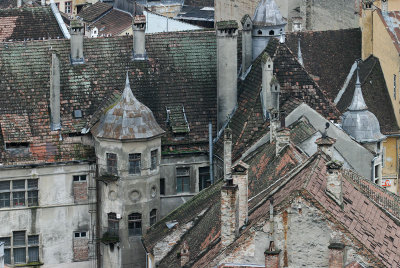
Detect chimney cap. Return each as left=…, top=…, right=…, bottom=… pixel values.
left=216, top=20, right=239, bottom=30
left=133, top=15, right=146, bottom=24
left=71, top=20, right=84, bottom=29
left=326, top=160, right=343, bottom=170
left=315, top=136, right=336, bottom=146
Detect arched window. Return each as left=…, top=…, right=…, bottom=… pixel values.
left=269, top=30, right=275, bottom=35
left=150, top=209, right=157, bottom=226
left=128, top=213, right=142, bottom=236
left=258, top=30, right=262, bottom=35
left=108, top=213, right=119, bottom=236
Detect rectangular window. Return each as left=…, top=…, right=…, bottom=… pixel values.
left=28, top=235, right=39, bottom=262
left=74, top=231, right=87, bottom=238
left=107, top=153, right=118, bottom=175
left=160, top=178, right=165, bottom=195
left=65, top=1, right=72, bottom=13
left=128, top=213, right=142, bottom=236
left=13, top=231, right=26, bottom=246
left=129, top=153, right=141, bottom=174
left=108, top=213, right=119, bottom=236
left=199, top=167, right=211, bottom=191
left=0, top=181, right=10, bottom=208
left=73, top=175, right=87, bottom=182
left=394, top=74, right=397, bottom=100
left=151, top=150, right=157, bottom=170
left=176, top=167, right=190, bottom=193
left=14, top=248, right=26, bottom=263
left=28, top=179, right=38, bottom=206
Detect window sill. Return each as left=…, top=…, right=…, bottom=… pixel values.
left=15, top=262, right=44, bottom=267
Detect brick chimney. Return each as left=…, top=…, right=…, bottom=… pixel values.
left=221, top=128, right=239, bottom=247
left=241, top=15, right=253, bottom=78
left=265, top=198, right=281, bottom=268
left=232, top=161, right=249, bottom=228
left=328, top=237, right=345, bottom=268
left=132, top=15, right=147, bottom=60
left=70, top=20, right=84, bottom=65
left=326, top=160, right=343, bottom=207
left=216, top=20, right=238, bottom=131
left=180, top=241, right=189, bottom=267
left=50, top=52, right=61, bottom=131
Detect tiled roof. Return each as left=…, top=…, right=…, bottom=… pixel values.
left=286, top=29, right=361, bottom=102
left=336, top=56, right=399, bottom=134
left=77, top=2, right=112, bottom=22
left=289, top=118, right=317, bottom=145
left=0, top=7, right=64, bottom=42
left=0, top=0, right=17, bottom=8
left=0, top=31, right=217, bottom=165
left=166, top=105, right=190, bottom=134
left=215, top=37, right=340, bottom=163
left=177, top=5, right=214, bottom=21
left=89, top=9, right=132, bottom=36
left=142, top=129, right=308, bottom=266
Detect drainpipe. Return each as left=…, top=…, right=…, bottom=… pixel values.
left=209, top=121, right=214, bottom=184
left=96, top=158, right=101, bottom=268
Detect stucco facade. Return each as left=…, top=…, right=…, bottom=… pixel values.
left=0, top=162, right=95, bottom=267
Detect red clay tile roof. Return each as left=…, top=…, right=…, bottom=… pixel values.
left=286, top=29, right=361, bottom=102
left=77, top=1, right=112, bottom=22
left=0, top=7, right=64, bottom=42
left=89, top=9, right=132, bottom=36
left=0, top=113, right=32, bottom=143
left=0, top=31, right=217, bottom=165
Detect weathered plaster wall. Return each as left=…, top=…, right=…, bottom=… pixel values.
left=217, top=197, right=369, bottom=267
left=0, top=163, right=93, bottom=267
left=382, top=137, right=399, bottom=194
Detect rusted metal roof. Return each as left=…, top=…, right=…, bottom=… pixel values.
left=91, top=73, right=165, bottom=140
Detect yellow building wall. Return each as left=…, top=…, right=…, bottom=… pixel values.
left=361, top=8, right=373, bottom=59
left=372, top=10, right=400, bottom=126
left=382, top=137, right=399, bottom=194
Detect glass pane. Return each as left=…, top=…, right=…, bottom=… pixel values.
left=28, top=191, right=38, bottom=206
left=28, top=235, right=39, bottom=245
left=28, top=247, right=39, bottom=262
left=13, top=191, right=25, bottom=206
left=107, top=153, right=117, bottom=175
left=13, top=180, right=25, bottom=190
left=28, top=179, right=38, bottom=189
left=151, top=150, right=157, bottom=170
left=4, top=248, right=10, bottom=264
left=0, top=181, right=10, bottom=191
left=129, top=154, right=141, bottom=174
left=0, top=192, right=10, bottom=208
left=14, top=247, right=26, bottom=263
left=177, top=178, right=182, bottom=193
left=0, top=237, right=10, bottom=247
left=183, top=178, right=190, bottom=192
left=13, top=231, right=26, bottom=246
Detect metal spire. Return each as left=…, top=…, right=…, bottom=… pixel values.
left=298, top=38, right=303, bottom=67
left=347, top=59, right=368, bottom=111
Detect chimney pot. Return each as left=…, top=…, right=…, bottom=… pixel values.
left=328, top=237, right=345, bottom=268
left=224, top=128, right=233, bottom=182
left=216, top=21, right=238, bottom=131
left=325, top=161, right=344, bottom=206
left=17, top=0, right=21, bottom=7
left=232, top=161, right=249, bottom=228
left=180, top=241, right=190, bottom=267
left=70, top=20, right=84, bottom=65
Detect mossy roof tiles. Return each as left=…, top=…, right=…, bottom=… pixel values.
left=0, top=31, right=217, bottom=164
left=0, top=6, right=64, bottom=42
left=77, top=1, right=112, bottom=22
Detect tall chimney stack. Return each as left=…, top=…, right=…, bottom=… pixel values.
left=264, top=198, right=281, bottom=268
left=221, top=128, right=239, bottom=247
left=232, top=161, right=249, bottom=228
left=261, top=52, right=273, bottom=118
left=70, top=20, right=84, bottom=65
left=50, top=52, right=61, bottom=131
left=216, top=20, right=238, bottom=131
left=315, top=123, right=336, bottom=159
left=17, top=0, right=21, bottom=7
left=328, top=236, right=345, bottom=268
left=41, top=0, right=45, bottom=6
left=132, top=15, right=147, bottom=60
left=241, top=15, right=253, bottom=78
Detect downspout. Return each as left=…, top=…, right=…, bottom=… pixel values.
left=209, top=121, right=214, bottom=184
left=96, top=158, right=101, bottom=268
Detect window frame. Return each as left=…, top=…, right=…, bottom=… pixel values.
left=106, top=153, right=118, bottom=175
left=2, top=232, right=40, bottom=265
left=73, top=175, right=87, bottom=182
left=176, top=167, right=190, bottom=193
left=128, top=213, right=142, bottom=236
left=107, top=213, right=119, bottom=236
left=150, top=149, right=158, bottom=170
left=129, top=153, right=141, bottom=175
left=150, top=209, right=157, bottom=226
left=65, top=1, right=72, bottom=14
left=0, top=179, right=38, bottom=208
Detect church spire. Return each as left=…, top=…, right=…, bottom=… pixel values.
left=347, top=64, right=368, bottom=111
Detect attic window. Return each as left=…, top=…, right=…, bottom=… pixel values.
left=269, top=30, right=275, bottom=35
left=258, top=30, right=262, bottom=35
left=74, top=110, right=83, bottom=118
left=247, top=24, right=250, bottom=27
left=5, top=142, right=29, bottom=150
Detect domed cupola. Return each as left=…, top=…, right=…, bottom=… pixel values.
left=91, top=72, right=164, bottom=140
left=252, top=0, right=287, bottom=60
left=342, top=72, right=385, bottom=143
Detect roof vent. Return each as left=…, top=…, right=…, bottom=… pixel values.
left=74, top=110, right=83, bottom=118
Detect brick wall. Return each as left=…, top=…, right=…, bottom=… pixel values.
left=73, top=237, right=89, bottom=261
left=73, top=181, right=88, bottom=202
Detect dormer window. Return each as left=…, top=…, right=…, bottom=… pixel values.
left=269, top=30, right=275, bottom=35
left=258, top=30, right=262, bottom=35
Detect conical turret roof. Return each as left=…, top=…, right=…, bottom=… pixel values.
left=253, top=0, right=286, bottom=26
left=342, top=71, right=385, bottom=143
left=91, top=73, right=165, bottom=140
